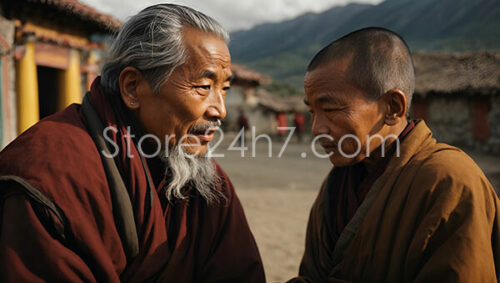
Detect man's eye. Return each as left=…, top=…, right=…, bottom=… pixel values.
left=223, top=86, right=230, bottom=91
left=195, top=85, right=211, bottom=90
left=323, top=108, right=339, bottom=112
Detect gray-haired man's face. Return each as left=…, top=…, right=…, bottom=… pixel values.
left=129, top=27, right=232, bottom=157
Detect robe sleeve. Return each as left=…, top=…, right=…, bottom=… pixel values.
left=200, top=167, right=266, bottom=283
left=0, top=187, right=96, bottom=282
left=408, top=173, right=500, bottom=282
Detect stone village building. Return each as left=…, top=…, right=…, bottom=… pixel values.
left=226, top=64, right=308, bottom=135
left=410, top=51, right=500, bottom=154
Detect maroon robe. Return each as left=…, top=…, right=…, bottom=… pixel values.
left=0, top=78, right=265, bottom=282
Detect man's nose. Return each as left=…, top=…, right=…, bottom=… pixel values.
left=311, top=114, right=329, bottom=137
left=205, top=89, right=226, bottom=120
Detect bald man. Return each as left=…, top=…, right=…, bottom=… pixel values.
left=290, top=27, right=500, bottom=282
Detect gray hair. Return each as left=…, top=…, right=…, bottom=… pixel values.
left=307, top=27, right=415, bottom=111
left=101, top=4, right=229, bottom=94
left=162, top=145, right=224, bottom=205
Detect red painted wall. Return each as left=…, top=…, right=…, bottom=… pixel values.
left=473, top=100, right=490, bottom=141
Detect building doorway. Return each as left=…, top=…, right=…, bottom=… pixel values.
left=37, top=66, right=60, bottom=119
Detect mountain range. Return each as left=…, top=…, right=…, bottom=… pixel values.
left=229, top=0, right=500, bottom=88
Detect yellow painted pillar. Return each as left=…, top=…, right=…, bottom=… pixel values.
left=87, top=49, right=98, bottom=66
left=58, top=48, right=82, bottom=110
left=86, top=49, right=99, bottom=90
left=16, top=34, right=39, bottom=134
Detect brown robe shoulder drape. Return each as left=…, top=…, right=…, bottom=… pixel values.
left=292, top=121, right=500, bottom=282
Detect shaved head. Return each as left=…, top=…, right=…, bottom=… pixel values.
left=307, top=27, right=415, bottom=111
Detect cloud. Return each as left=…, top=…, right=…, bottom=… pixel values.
left=80, top=0, right=383, bottom=31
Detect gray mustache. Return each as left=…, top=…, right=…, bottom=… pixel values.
left=188, top=120, right=221, bottom=134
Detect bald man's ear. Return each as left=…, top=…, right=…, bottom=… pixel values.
left=118, top=66, right=144, bottom=110
left=383, top=89, right=407, bottom=126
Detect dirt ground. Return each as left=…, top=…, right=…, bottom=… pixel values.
left=214, top=134, right=500, bottom=282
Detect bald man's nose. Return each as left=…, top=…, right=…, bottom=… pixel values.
left=311, top=115, right=329, bottom=137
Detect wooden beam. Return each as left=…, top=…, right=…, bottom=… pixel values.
left=34, top=42, right=69, bottom=70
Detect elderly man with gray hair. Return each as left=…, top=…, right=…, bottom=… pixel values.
left=0, top=4, right=265, bottom=282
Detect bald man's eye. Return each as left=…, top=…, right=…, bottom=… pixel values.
left=195, top=85, right=211, bottom=90
left=223, top=86, right=230, bottom=91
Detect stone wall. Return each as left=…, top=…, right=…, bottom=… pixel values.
left=426, top=96, right=473, bottom=146
left=247, top=107, right=274, bottom=135
left=225, top=86, right=278, bottom=135
left=424, top=94, right=500, bottom=154
left=488, top=95, right=500, bottom=153
left=224, top=85, right=245, bottom=131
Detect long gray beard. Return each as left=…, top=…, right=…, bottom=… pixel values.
left=161, top=145, right=222, bottom=204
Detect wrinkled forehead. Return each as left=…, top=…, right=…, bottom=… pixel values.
left=304, top=60, right=348, bottom=95
left=304, top=57, right=368, bottom=107
left=182, top=26, right=231, bottom=65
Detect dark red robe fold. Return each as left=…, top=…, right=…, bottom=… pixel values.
left=0, top=78, right=265, bottom=282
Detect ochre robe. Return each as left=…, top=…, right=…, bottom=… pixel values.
left=0, top=78, right=265, bottom=282
left=327, top=121, right=415, bottom=245
left=291, top=121, right=500, bottom=282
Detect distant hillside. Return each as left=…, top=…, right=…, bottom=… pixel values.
left=229, top=0, right=500, bottom=88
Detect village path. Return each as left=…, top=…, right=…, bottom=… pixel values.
left=213, top=133, right=500, bottom=282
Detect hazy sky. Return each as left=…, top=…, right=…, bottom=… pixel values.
left=80, top=0, right=383, bottom=31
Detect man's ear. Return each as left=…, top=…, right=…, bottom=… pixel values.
left=383, top=89, right=407, bottom=126
left=118, top=67, right=144, bottom=110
